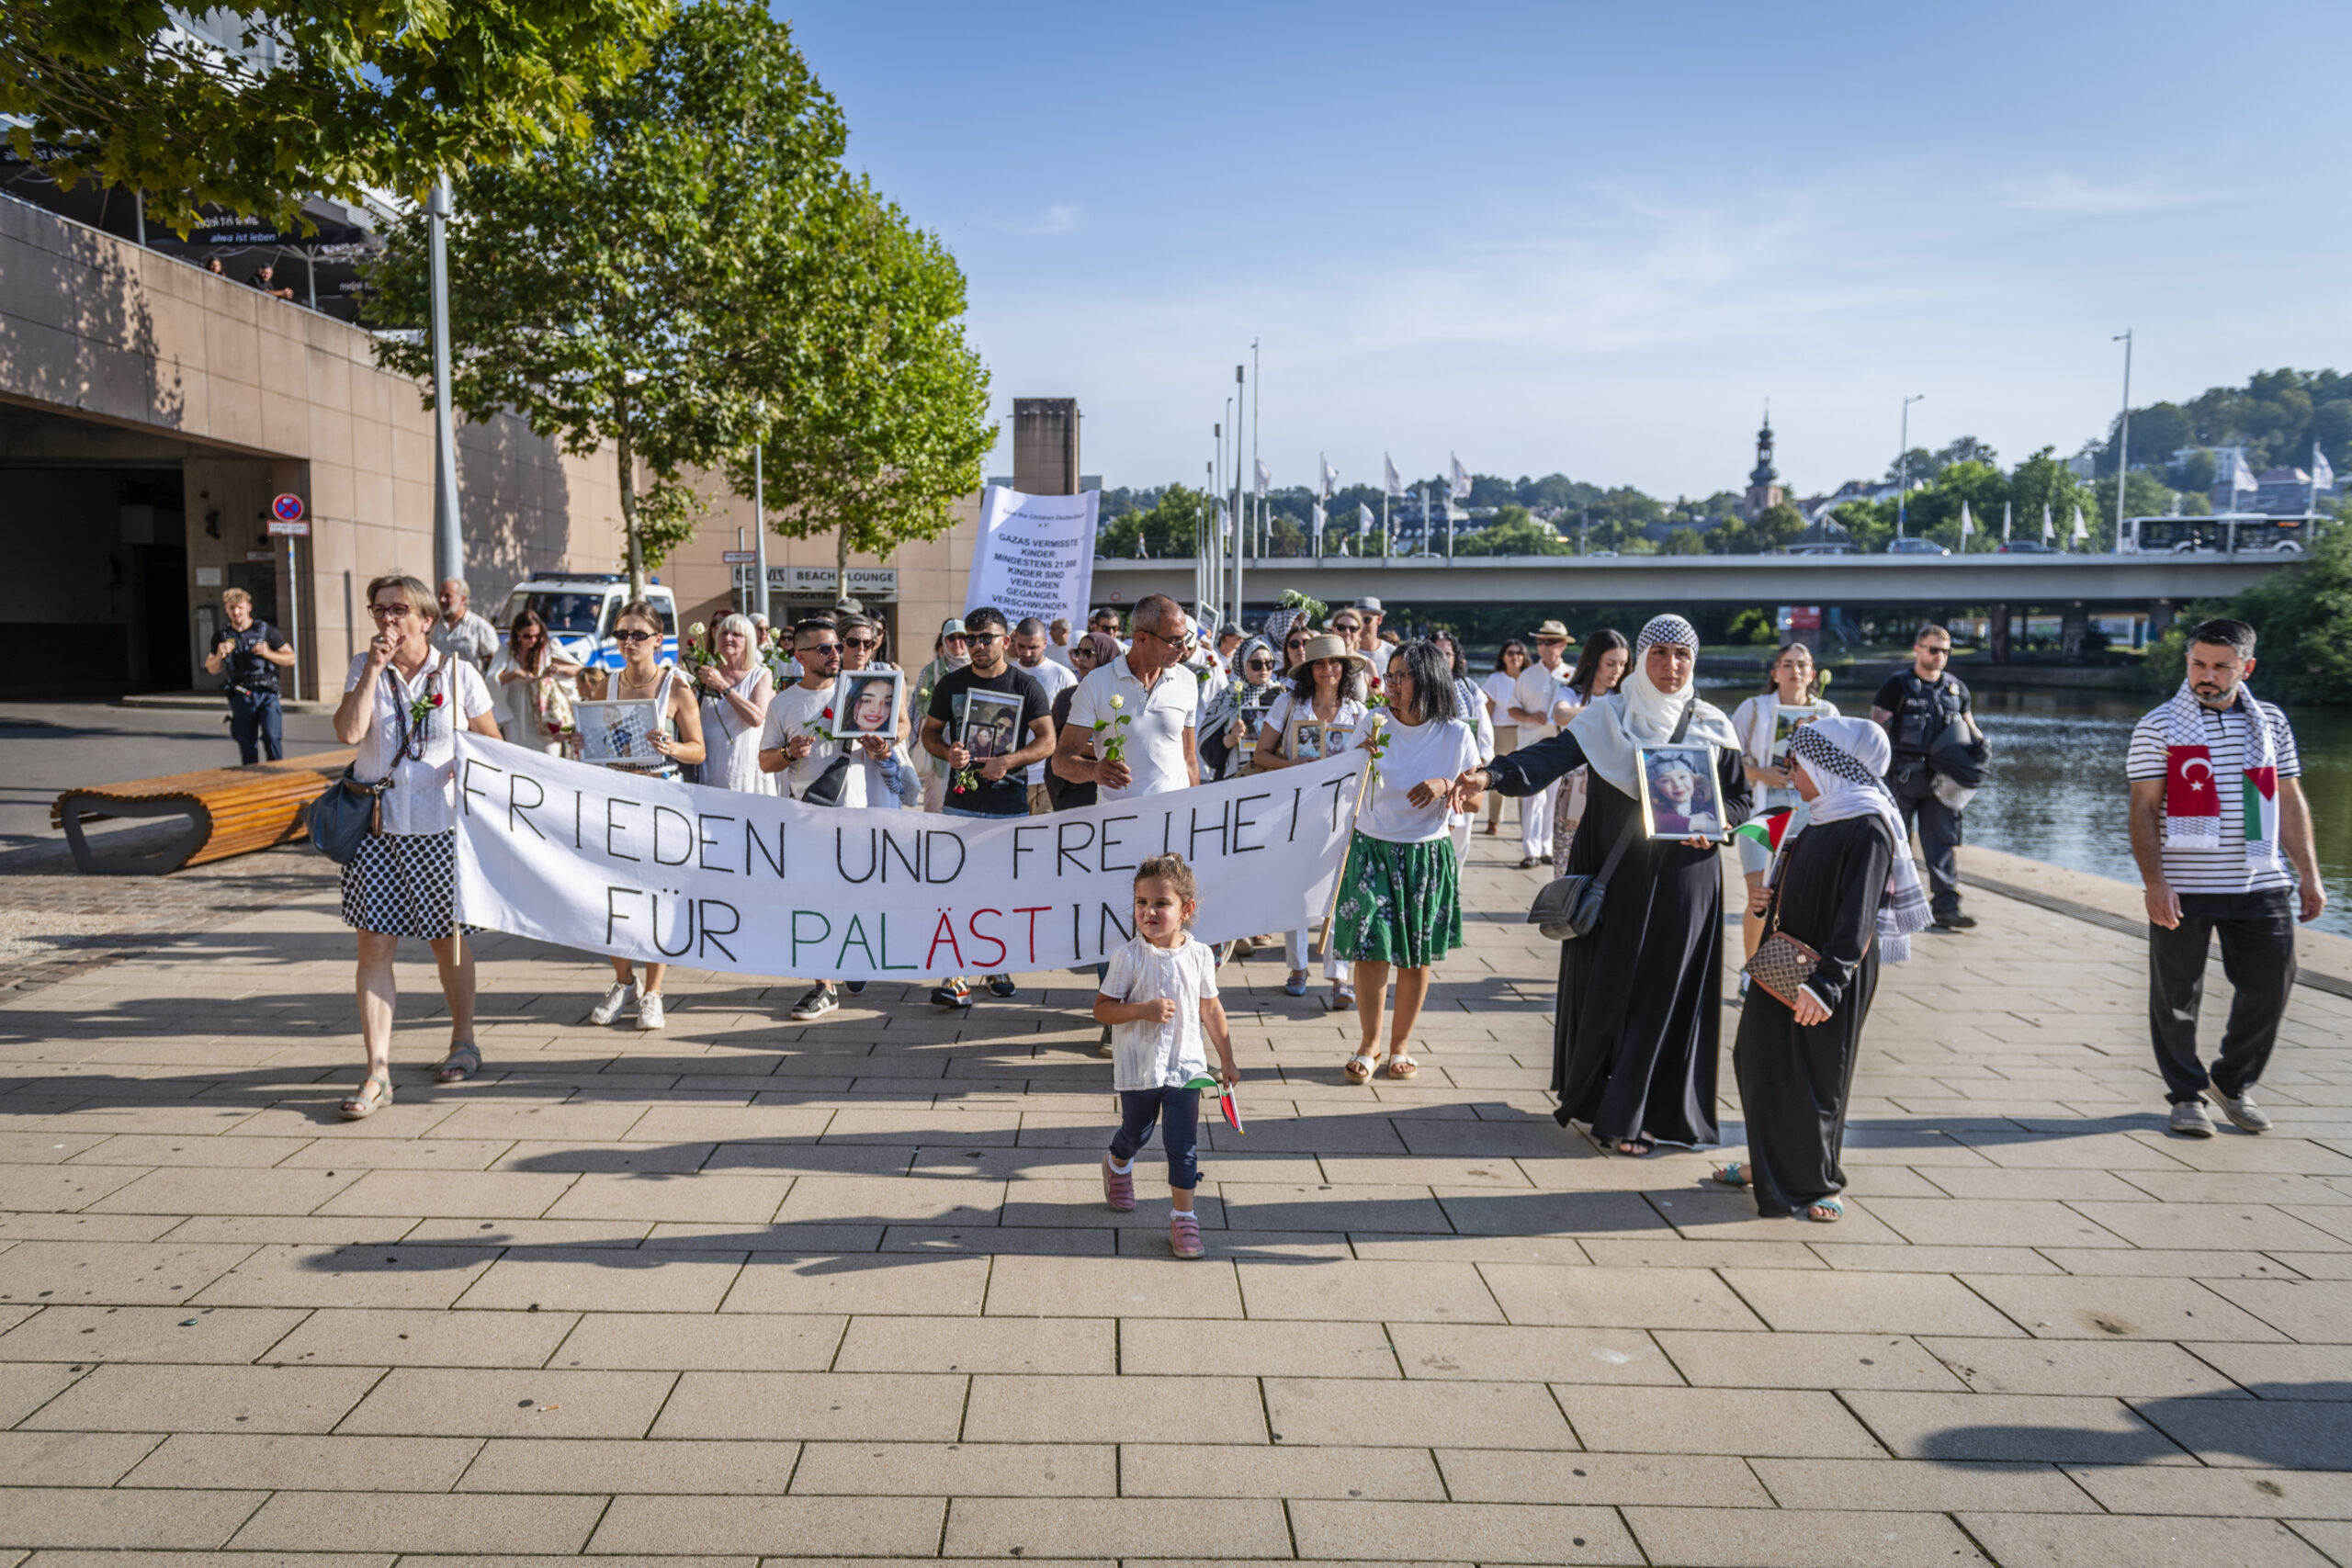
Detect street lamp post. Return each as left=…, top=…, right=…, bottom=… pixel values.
left=427, top=182, right=464, bottom=590
left=1896, top=393, right=1924, bottom=539
left=2112, top=330, right=2133, bottom=546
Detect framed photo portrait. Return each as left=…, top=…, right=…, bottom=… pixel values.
left=1770, top=702, right=1826, bottom=762
left=830, top=670, right=902, bottom=740
left=1637, top=743, right=1724, bottom=840
left=959, top=688, right=1028, bottom=761
left=575, top=698, right=667, bottom=767
left=1291, top=719, right=1328, bottom=762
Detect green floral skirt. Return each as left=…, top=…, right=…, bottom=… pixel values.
left=1332, top=831, right=1464, bottom=968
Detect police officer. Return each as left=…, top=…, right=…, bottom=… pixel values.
left=202, top=586, right=295, bottom=764
left=1870, top=623, right=1976, bottom=930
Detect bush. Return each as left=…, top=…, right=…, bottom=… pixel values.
left=1724, top=607, right=1776, bottom=645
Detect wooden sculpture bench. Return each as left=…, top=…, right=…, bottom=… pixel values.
left=50, top=749, right=358, bottom=875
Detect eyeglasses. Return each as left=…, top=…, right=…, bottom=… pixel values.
left=967, top=632, right=1001, bottom=646
left=943, top=634, right=968, bottom=644
left=1135, top=627, right=1192, bottom=650
left=799, top=642, right=842, bottom=659
left=842, top=637, right=878, bottom=649
left=1244, top=660, right=1275, bottom=671
left=368, top=604, right=413, bottom=620
left=1917, top=645, right=1951, bottom=657
left=612, top=628, right=657, bottom=644
left=1332, top=620, right=1361, bottom=632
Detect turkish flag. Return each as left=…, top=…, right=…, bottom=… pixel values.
left=2165, top=744, right=2221, bottom=824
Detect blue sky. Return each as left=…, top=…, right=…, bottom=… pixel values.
left=780, top=1, right=2352, bottom=501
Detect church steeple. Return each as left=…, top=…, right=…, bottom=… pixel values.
left=1740, top=400, right=1786, bottom=520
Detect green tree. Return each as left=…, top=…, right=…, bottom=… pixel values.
left=2087, top=469, right=2182, bottom=548
left=0, top=0, right=664, bottom=234
left=2006, top=446, right=2098, bottom=548
left=1099, top=485, right=1211, bottom=560
left=723, top=175, right=993, bottom=596
left=1747, top=501, right=1807, bottom=553
left=1660, top=525, right=1705, bottom=556
left=2149, top=524, right=2352, bottom=704
left=369, top=0, right=856, bottom=596
left=1456, top=508, right=1571, bottom=556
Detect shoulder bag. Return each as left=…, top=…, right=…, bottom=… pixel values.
left=308, top=660, right=433, bottom=863
left=1523, top=698, right=1692, bottom=942
left=1744, top=887, right=1825, bottom=1010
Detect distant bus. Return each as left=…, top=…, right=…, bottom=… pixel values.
left=2119, top=514, right=2312, bottom=558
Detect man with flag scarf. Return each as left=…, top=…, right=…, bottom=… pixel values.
left=2127, top=618, right=2324, bottom=1138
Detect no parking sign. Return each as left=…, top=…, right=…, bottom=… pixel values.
left=268, top=494, right=310, bottom=536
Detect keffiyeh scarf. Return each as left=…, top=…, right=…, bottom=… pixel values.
left=1784, top=717, right=1932, bottom=964
left=1567, top=614, right=1738, bottom=795
left=2159, top=680, right=2283, bottom=865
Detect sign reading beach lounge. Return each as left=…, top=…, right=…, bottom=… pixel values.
left=453, top=734, right=1360, bottom=979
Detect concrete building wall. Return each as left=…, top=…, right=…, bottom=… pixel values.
left=0, top=194, right=623, bottom=697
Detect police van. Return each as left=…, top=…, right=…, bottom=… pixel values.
left=494, top=573, right=680, bottom=670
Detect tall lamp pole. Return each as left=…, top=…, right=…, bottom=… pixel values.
left=1895, top=392, right=1924, bottom=538
left=1232, top=365, right=1247, bottom=628
left=428, top=181, right=464, bottom=590
left=2112, top=330, right=2133, bottom=546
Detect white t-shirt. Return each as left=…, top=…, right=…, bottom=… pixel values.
left=1513, top=661, right=1573, bottom=740
left=1261, top=690, right=1368, bottom=761
left=1046, top=642, right=1076, bottom=671
left=1481, top=670, right=1522, bottom=728
left=1016, top=657, right=1077, bottom=785
left=761, top=681, right=865, bottom=805
left=1351, top=712, right=1484, bottom=844
left=2127, top=697, right=2301, bottom=896
left=1099, top=932, right=1221, bottom=1091
left=345, top=652, right=497, bottom=837
left=1065, top=655, right=1199, bottom=804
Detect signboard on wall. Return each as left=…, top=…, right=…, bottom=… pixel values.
left=733, top=566, right=899, bottom=601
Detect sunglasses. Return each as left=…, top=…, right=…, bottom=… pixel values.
left=799, top=642, right=842, bottom=658
left=1245, top=660, right=1275, bottom=671
left=967, top=632, right=1001, bottom=646
left=843, top=636, right=878, bottom=649
left=1917, top=645, right=1951, bottom=656
left=1332, top=620, right=1361, bottom=632
left=612, top=628, right=657, bottom=644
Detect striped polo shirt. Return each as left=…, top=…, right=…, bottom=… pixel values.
left=2125, top=695, right=2301, bottom=896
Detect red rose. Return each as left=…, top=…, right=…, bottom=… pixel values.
left=430, top=692, right=446, bottom=707
left=822, top=706, right=833, bottom=719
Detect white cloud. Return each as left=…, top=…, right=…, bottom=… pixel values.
left=984, top=201, right=1083, bottom=235
left=1996, top=173, right=2200, bottom=216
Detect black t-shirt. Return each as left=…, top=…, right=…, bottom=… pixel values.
left=218, top=622, right=288, bottom=693
left=1871, top=670, right=1970, bottom=761
left=928, top=664, right=1050, bottom=817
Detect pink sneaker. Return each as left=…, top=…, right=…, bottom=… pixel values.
left=1102, top=1156, right=1135, bottom=1213
left=1169, top=1213, right=1204, bottom=1259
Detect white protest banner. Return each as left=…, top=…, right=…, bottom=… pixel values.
left=452, top=734, right=1364, bottom=980
left=965, top=485, right=1099, bottom=626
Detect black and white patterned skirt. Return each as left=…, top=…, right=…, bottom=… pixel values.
left=340, top=829, right=478, bottom=940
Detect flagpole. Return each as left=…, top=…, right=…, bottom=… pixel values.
left=1250, top=340, right=1261, bottom=564
left=1232, top=366, right=1245, bottom=628
left=2112, top=330, right=2132, bottom=546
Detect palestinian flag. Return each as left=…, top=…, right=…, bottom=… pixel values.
left=1184, top=1077, right=1246, bottom=1134
left=2245, top=765, right=2279, bottom=847
left=1730, top=807, right=1796, bottom=854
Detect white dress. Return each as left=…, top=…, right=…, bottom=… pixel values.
left=699, top=665, right=776, bottom=795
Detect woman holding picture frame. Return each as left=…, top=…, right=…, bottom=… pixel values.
left=1728, top=642, right=1838, bottom=962
left=694, top=613, right=776, bottom=795
left=1454, top=615, right=1748, bottom=1156
left=576, top=600, right=706, bottom=1031
left=1254, top=631, right=1370, bottom=1005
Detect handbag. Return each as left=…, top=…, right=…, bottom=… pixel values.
left=308, top=663, right=421, bottom=863
left=1745, top=925, right=1825, bottom=1010
left=1524, top=699, right=1692, bottom=941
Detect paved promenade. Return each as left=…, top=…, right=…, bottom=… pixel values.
left=1, top=835, right=2349, bottom=1566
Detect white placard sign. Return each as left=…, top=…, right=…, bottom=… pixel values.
left=964, top=486, right=1098, bottom=626
left=452, top=733, right=1362, bottom=980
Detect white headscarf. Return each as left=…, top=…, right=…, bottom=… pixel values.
left=1783, top=716, right=1931, bottom=963
left=1568, top=614, right=1739, bottom=795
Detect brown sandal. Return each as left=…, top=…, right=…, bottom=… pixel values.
left=339, top=1073, right=393, bottom=1121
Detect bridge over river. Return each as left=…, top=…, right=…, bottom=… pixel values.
left=1090, top=550, right=2301, bottom=612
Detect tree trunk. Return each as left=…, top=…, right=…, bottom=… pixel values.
left=617, top=419, right=645, bottom=602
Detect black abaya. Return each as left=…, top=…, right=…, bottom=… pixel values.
left=1731, top=814, right=1894, bottom=1216
left=1488, top=731, right=1751, bottom=1147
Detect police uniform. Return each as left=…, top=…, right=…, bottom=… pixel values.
left=1872, top=668, right=1970, bottom=923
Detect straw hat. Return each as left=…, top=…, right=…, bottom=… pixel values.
left=1287, top=632, right=1367, bottom=678
left=1532, top=619, right=1572, bottom=640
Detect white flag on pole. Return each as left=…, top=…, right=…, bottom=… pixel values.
left=1958, top=501, right=1974, bottom=543
left=2228, top=447, right=2259, bottom=496
left=1253, top=457, right=1271, bottom=499
left=2071, top=503, right=2089, bottom=544
left=1449, top=454, right=1472, bottom=501
left=2312, top=442, right=2335, bottom=494
left=1356, top=502, right=1374, bottom=538
left=2041, top=502, right=2054, bottom=542
left=1318, top=455, right=1339, bottom=500
left=1384, top=455, right=1405, bottom=498
left=2001, top=501, right=2012, bottom=543
left=1311, top=500, right=1327, bottom=536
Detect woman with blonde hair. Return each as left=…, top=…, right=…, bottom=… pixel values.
left=331, top=572, right=504, bottom=1118
left=578, top=600, right=707, bottom=1029
left=695, top=612, right=775, bottom=795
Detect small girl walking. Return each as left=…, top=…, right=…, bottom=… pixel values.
left=1096, top=853, right=1239, bottom=1259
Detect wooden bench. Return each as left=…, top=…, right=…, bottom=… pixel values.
left=51, top=749, right=359, bottom=875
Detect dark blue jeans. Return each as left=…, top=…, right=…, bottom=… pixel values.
left=227, top=689, right=283, bottom=764
left=1111, top=1086, right=1201, bottom=1194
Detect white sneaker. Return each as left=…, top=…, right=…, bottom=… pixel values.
left=588, top=981, right=635, bottom=1025
left=637, top=991, right=666, bottom=1030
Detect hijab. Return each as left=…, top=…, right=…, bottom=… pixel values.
left=1567, top=614, right=1738, bottom=795
left=1202, top=636, right=1276, bottom=739
left=1783, top=716, right=1932, bottom=963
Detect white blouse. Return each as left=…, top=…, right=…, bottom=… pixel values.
left=345, top=651, right=497, bottom=837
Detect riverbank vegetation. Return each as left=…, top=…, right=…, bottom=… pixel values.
left=2154, top=525, right=2352, bottom=705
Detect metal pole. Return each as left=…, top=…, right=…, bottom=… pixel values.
left=427, top=182, right=464, bottom=589
left=133, top=189, right=145, bottom=246
left=1234, top=364, right=1246, bottom=625
left=284, top=535, right=301, bottom=703
left=752, top=415, right=769, bottom=625
left=1897, top=393, right=1923, bottom=538
left=1250, top=342, right=1261, bottom=559
left=2112, top=330, right=2133, bottom=545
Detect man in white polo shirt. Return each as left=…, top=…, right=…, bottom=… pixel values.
left=1056, top=592, right=1202, bottom=1052
left=2127, top=617, right=2324, bottom=1139
left=1507, top=619, right=1576, bottom=869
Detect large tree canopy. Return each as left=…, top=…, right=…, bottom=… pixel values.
left=0, top=0, right=665, bottom=234
left=369, top=0, right=875, bottom=594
